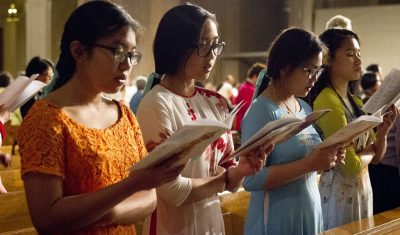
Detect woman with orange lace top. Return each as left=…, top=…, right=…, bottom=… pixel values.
left=18, top=1, right=184, bottom=234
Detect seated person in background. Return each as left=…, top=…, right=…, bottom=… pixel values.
left=0, top=71, right=22, bottom=127
left=129, top=75, right=147, bottom=114
left=18, top=2, right=184, bottom=234
left=366, top=63, right=383, bottom=81
left=20, top=56, right=55, bottom=118
left=218, top=74, right=238, bottom=107
left=234, top=62, right=266, bottom=131
left=360, top=71, right=381, bottom=103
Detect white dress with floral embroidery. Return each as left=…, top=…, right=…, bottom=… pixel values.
left=137, top=84, right=236, bottom=235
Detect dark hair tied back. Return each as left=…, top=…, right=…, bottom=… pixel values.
left=153, top=3, right=216, bottom=76
left=309, top=28, right=364, bottom=117
left=51, top=1, right=140, bottom=92
left=254, top=27, right=325, bottom=99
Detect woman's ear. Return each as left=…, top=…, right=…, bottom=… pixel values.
left=70, top=41, right=86, bottom=61
left=279, top=65, right=290, bottom=78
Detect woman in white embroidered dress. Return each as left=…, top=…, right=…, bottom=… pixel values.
left=136, top=3, right=271, bottom=235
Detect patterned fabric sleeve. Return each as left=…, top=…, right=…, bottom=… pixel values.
left=19, top=102, right=66, bottom=178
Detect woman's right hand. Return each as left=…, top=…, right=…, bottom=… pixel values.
left=0, top=105, right=10, bottom=124
left=307, top=144, right=343, bottom=172
left=128, top=153, right=186, bottom=191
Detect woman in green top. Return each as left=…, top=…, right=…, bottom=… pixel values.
left=309, top=28, right=398, bottom=230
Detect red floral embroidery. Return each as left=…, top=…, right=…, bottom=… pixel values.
left=197, top=87, right=228, bottom=114
left=197, top=87, right=222, bottom=99
left=145, top=129, right=172, bottom=151
left=211, top=137, right=227, bottom=152
left=186, top=102, right=197, bottom=120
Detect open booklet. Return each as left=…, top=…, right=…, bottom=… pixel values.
left=131, top=101, right=247, bottom=171
left=220, top=109, right=332, bottom=163
left=132, top=105, right=333, bottom=171
left=363, top=68, right=400, bottom=114
left=0, top=74, right=46, bottom=112
left=316, top=108, right=385, bottom=149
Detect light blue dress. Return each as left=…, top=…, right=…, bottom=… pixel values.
left=242, top=96, right=323, bottom=235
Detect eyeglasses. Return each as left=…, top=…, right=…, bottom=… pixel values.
left=91, top=43, right=142, bottom=65
left=193, top=42, right=226, bottom=57
left=303, top=65, right=325, bottom=80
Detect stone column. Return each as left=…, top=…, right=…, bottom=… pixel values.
left=25, top=0, right=52, bottom=64
left=3, top=19, right=18, bottom=76
left=286, top=0, right=314, bottom=31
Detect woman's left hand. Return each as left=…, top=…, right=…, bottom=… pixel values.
left=237, top=144, right=274, bottom=176
left=377, top=105, right=399, bottom=135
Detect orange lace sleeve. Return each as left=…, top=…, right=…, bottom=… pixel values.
left=19, top=101, right=66, bottom=178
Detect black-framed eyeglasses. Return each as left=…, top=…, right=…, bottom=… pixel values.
left=303, top=65, right=325, bottom=80
left=91, top=43, right=142, bottom=65
left=193, top=42, right=226, bottom=57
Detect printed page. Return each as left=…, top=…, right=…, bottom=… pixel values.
left=317, top=115, right=382, bottom=149
left=224, top=109, right=331, bottom=161
left=382, top=93, right=400, bottom=113
left=0, top=74, right=40, bottom=111
left=8, top=80, right=47, bottom=112
left=131, top=119, right=230, bottom=171
left=363, top=68, right=400, bottom=114
left=132, top=101, right=246, bottom=171
left=223, top=100, right=246, bottom=128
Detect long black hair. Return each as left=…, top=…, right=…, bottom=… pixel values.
left=146, top=3, right=216, bottom=90
left=309, top=28, right=364, bottom=117
left=49, top=1, right=140, bottom=92
left=254, top=27, right=326, bottom=98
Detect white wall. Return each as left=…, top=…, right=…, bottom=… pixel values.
left=314, top=4, right=400, bottom=77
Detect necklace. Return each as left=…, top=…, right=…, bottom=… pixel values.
left=331, top=86, right=357, bottom=120
left=268, top=87, right=298, bottom=115
left=281, top=99, right=297, bottom=115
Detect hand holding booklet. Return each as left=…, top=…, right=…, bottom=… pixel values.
left=0, top=74, right=46, bottom=112
left=363, top=68, right=400, bottom=114
left=131, top=101, right=246, bottom=171
left=132, top=102, right=332, bottom=171
left=222, top=109, right=332, bottom=162
left=316, top=108, right=385, bottom=149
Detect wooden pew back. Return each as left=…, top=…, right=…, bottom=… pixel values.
left=219, top=190, right=250, bottom=235
left=0, top=155, right=21, bottom=171
left=0, top=169, right=24, bottom=192
left=321, top=207, right=400, bottom=234
left=0, top=190, right=36, bottom=234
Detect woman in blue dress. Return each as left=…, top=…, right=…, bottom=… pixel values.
left=241, top=28, right=346, bottom=235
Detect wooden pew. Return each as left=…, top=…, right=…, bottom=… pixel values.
left=321, top=207, right=400, bottom=234
left=219, top=189, right=250, bottom=235
left=0, top=190, right=36, bottom=234
left=3, top=124, right=20, bottom=156
left=0, top=145, right=17, bottom=155
left=0, top=169, right=23, bottom=192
